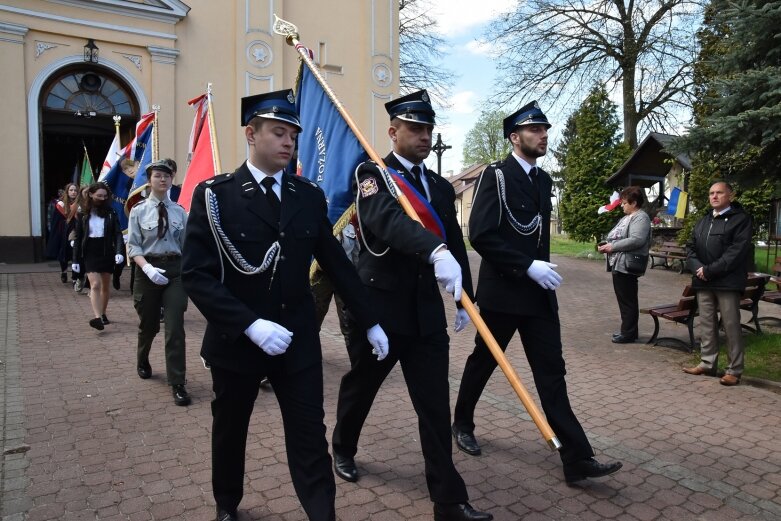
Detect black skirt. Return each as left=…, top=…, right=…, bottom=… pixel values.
left=83, top=237, right=114, bottom=274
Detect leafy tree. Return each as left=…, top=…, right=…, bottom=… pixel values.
left=462, top=109, right=511, bottom=166
left=559, top=84, right=631, bottom=242
left=487, top=0, right=702, bottom=148
left=398, top=0, right=453, bottom=107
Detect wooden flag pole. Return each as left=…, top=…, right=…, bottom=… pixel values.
left=273, top=15, right=561, bottom=451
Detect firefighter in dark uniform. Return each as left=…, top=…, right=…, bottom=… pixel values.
left=181, top=90, right=389, bottom=521
left=451, top=101, right=622, bottom=484
left=331, top=90, right=492, bottom=521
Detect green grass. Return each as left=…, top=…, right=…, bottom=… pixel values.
left=550, top=236, right=602, bottom=260
left=687, top=332, right=781, bottom=382
left=754, top=246, right=779, bottom=274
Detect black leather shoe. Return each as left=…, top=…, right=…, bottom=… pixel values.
left=60, top=272, right=68, bottom=283
left=172, top=384, right=191, bottom=406
left=89, top=317, right=104, bottom=331
left=101, top=314, right=110, bottom=325
left=215, top=508, right=238, bottom=521
left=563, top=458, right=623, bottom=483
left=333, top=453, right=358, bottom=482
left=137, top=361, right=152, bottom=379
left=611, top=334, right=637, bottom=344
left=434, top=502, right=493, bottom=521
left=452, top=425, right=481, bottom=456
left=259, top=376, right=272, bottom=390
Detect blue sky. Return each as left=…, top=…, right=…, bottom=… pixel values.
left=423, top=0, right=517, bottom=176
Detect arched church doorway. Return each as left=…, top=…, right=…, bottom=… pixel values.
left=39, top=65, right=139, bottom=241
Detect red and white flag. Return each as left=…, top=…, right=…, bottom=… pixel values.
left=597, top=191, right=621, bottom=214
left=98, top=132, right=122, bottom=180
left=179, top=92, right=219, bottom=212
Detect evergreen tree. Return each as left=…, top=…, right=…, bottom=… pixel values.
left=462, top=110, right=511, bottom=166
left=559, top=84, right=630, bottom=242
left=676, top=0, right=778, bottom=243
left=677, top=0, right=781, bottom=190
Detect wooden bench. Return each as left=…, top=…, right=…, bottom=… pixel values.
left=738, top=274, right=769, bottom=333
left=649, top=241, right=688, bottom=273
left=641, top=285, right=697, bottom=352
left=759, top=261, right=781, bottom=327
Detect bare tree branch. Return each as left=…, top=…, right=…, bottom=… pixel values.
left=487, top=0, right=703, bottom=147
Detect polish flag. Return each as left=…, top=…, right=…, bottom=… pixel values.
left=597, top=191, right=621, bottom=214
left=179, top=93, right=219, bottom=212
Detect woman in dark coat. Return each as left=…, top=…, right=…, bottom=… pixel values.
left=45, top=183, right=78, bottom=283
left=72, top=182, right=125, bottom=330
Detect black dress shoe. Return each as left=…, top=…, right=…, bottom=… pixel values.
left=137, top=361, right=152, bottom=379
left=89, top=317, right=104, bottom=331
left=433, top=502, right=493, bottom=521
left=452, top=425, right=481, bottom=456
left=333, top=453, right=358, bottom=482
left=215, top=508, right=238, bottom=521
left=101, top=314, right=110, bottom=325
left=563, top=457, right=623, bottom=483
left=60, top=272, right=68, bottom=283
left=611, top=334, right=637, bottom=344
left=172, top=384, right=191, bottom=406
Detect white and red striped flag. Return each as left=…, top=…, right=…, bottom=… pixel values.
left=179, top=91, right=220, bottom=212
left=597, top=191, right=621, bottom=214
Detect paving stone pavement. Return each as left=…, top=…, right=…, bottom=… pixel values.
left=1, top=254, right=780, bottom=521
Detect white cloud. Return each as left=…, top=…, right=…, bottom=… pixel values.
left=463, top=39, right=493, bottom=56
left=449, top=91, right=476, bottom=114
left=428, top=0, right=516, bottom=37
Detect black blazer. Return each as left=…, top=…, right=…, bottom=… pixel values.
left=182, top=163, right=378, bottom=375
left=352, top=153, right=473, bottom=336
left=468, top=154, right=557, bottom=316
left=72, top=208, right=124, bottom=264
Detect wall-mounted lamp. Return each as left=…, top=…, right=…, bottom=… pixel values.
left=83, top=39, right=99, bottom=63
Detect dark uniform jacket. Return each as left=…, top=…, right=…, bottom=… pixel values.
left=686, top=202, right=752, bottom=292
left=72, top=208, right=124, bottom=264
left=182, top=163, right=378, bottom=375
left=468, top=153, right=556, bottom=316
left=353, top=153, right=473, bottom=337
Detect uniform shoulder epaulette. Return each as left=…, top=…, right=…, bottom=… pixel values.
left=200, top=172, right=234, bottom=188
left=289, top=175, right=319, bottom=189
left=488, top=159, right=505, bottom=169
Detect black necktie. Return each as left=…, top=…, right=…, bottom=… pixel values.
left=156, top=202, right=169, bottom=239
left=529, top=166, right=540, bottom=190
left=260, top=177, right=280, bottom=222
left=410, top=165, right=427, bottom=197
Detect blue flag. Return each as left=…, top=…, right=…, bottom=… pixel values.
left=126, top=125, right=155, bottom=210
left=295, top=65, right=368, bottom=224
left=102, top=122, right=154, bottom=231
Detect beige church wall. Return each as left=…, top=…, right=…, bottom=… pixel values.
left=0, top=0, right=397, bottom=261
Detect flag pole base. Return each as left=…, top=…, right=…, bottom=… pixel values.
left=547, top=437, right=562, bottom=451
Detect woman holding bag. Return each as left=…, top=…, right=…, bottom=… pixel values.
left=598, top=186, right=651, bottom=343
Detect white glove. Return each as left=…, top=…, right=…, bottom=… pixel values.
left=70, top=240, right=75, bottom=248
left=72, top=263, right=80, bottom=274
left=431, top=249, right=463, bottom=301
left=115, top=254, right=124, bottom=265
left=366, top=324, right=389, bottom=361
left=454, top=308, right=470, bottom=333
left=527, top=260, right=563, bottom=290
left=142, top=263, right=169, bottom=285
left=245, top=319, right=293, bottom=356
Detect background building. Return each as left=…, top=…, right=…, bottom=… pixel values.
left=0, top=0, right=397, bottom=262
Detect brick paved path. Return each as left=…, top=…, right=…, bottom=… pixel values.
left=1, top=254, right=780, bottom=520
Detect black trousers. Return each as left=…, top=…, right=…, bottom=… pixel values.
left=611, top=271, right=639, bottom=338
left=453, top=309, right=594, bottom=465
left=210, top=363, right=335, bottom=521
left=332, top=329, right=469, bottom=504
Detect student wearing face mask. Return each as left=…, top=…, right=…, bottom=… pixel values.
left=72, top=182, right=125, bottom=330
